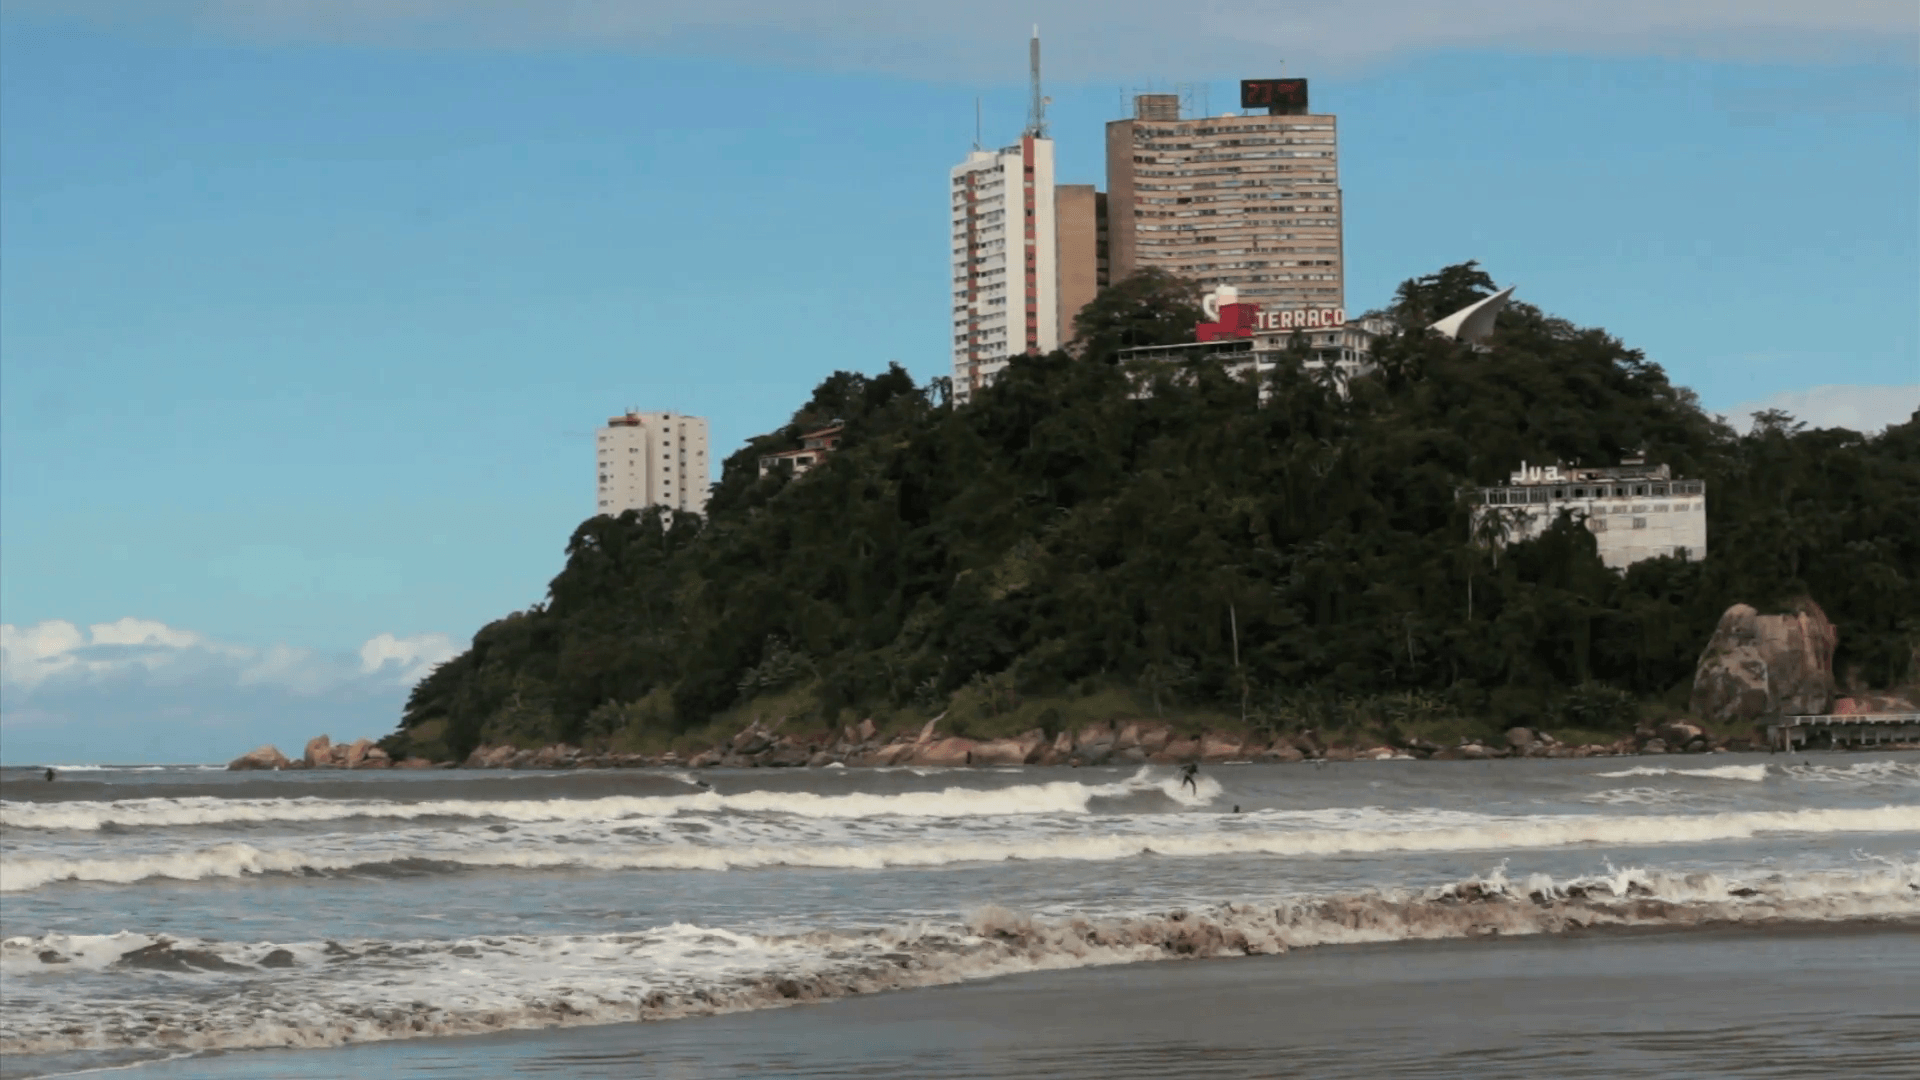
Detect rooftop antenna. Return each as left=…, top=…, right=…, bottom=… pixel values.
left=973, top=96, right=982, bottom=151
left=1027, top=25, right=1048, bottom=138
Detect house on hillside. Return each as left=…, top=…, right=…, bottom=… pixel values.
left=757, top=424, right=845, bottom=479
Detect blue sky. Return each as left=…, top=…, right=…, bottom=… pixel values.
left=2, top=2, right=1916, bottom=762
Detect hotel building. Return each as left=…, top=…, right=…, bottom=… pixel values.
left=595, top=411, right=710, bottom=517
left=1469, top=460, right=1708, bottom=571
left=1105, top=85, right=1344, bottom=315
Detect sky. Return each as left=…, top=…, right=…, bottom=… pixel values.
left=2, top=1, right=1916, bottom=763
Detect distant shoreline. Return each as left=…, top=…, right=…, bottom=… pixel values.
left=223, top=719, right=1919, bottom=772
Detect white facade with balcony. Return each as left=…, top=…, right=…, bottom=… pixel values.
left=950, top=135, right=1058, bottom=404
left=1469, top=461, right=1707, bottom=570
left=596, top=411, right=710, bottom=517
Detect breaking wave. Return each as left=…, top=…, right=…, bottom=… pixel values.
left=7, top=804, right=1915, bottom=892
left=0, top=768, right=1221, bottom=834
left=1596, top=764, right=1770, bottom=782
left=5, top=861, right=1914, bottom=1060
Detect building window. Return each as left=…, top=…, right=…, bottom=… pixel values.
left=1632, top=517, right=1648, bottom=529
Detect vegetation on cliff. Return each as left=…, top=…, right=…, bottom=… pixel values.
left=384, top=263, right=1920, bottom=762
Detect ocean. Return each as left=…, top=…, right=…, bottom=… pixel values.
left=3, top=753, right=1916, bottom=1078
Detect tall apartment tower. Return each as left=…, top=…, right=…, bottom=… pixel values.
left=1106, top=83, right=1344, bottom=315
left=1055, top=185, right=1109, bottom=344
left=595, top=411, right=710, bottom=517
left=950, top=136, right=1058, bottom=403
left=950, top=30, right=1060, bottom=404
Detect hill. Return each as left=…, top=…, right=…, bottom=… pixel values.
left=381, top=263, right=1920, bottom=763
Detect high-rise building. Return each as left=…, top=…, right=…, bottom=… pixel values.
left=1055, top=184, right=1109, bottom=344
left=950, top=30, right=1064, bottom=405
left=595, top=411, right=710, bottom=517
left=1106, top=82, right=1344, bottom=315
left=950, top=134, right=1058, bottom=403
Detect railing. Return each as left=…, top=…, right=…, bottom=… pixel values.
left=1767, top=713, right=1920, bottom=751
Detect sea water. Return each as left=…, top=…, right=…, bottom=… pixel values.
left=2, top=753, right=1916, bottom=1077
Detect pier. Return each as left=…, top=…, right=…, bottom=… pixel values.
left=1767, top=713, right=1920, bottom=752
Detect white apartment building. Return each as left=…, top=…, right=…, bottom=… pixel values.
left=1470, top=460, right=1708, bottom=571
left=951, top=132, right=1059, bottom=404
left=595, top=411, right=710, bottom=517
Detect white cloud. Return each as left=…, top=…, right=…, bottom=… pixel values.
left=15, top=0, right=1917, bottom=78
left=0, top=619, right=468, bottom=763
left=1719, top=383, right=1920, bottom=434
left=358, top=631, right=462, bottom=684
left=0, top=618, right=461, bottom=695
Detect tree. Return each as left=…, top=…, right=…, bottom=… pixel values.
left=1388, top=260, right=1498, bottom=330
left=1068, top=268, right=1206, bottom=364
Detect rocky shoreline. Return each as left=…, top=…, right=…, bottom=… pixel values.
left=229, top=598, right=1916, bottom=773
left=225, top=716, right=1859, bottom=772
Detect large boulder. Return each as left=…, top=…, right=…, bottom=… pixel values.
left=302, top=735, right=334, bottom=769
left=1072, top=723, right=1117, bottom=763
left=970, top=730, right=1046, bottom=766
left=1197, top=733, right=1248, bottom=762
left=910, top=737, right=977, bottom=766
left=341, top=738, right=376, bottom=769
left=865, top=741, right=918, bottom=766
left=1148, top=735, right=1200, bottom=764
left=1691, top=600, right=1838, bottom=723
left=227, top=745, right=289, bottom=771
left=1257, top=741, right=1305, bottom=763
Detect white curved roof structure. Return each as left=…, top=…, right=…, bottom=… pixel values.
left=1429, top=285, right=1516, bottom=344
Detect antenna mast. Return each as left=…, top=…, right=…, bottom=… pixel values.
left=974, top=96, right=982, bottom=151
left=1027, top=25, right=1048, bottom=138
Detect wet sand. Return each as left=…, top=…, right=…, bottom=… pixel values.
left=124, top=922, right=1920, bottom=1080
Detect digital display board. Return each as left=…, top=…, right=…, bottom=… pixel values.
left=1240, top=78, right=1309, bottom=111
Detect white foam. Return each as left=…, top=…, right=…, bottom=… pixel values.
left=0, top=767, right=1212, bottom=833
left=4, top=860, right=1913, bottom=1059
left=1596, top=764, right=1770, bottom=782
left=6, top=803, right=1914, bottom=893
left=1782, top=760, right=1920, bottom=786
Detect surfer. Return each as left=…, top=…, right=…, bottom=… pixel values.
left=44, top=768, right=56, bottom=782
left=1179, top=763, right=1199, bottom=795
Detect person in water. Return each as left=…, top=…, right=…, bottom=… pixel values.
left=44, top=768, right=56, bottom=782
left=1179, top=763, right=1199, bottom=794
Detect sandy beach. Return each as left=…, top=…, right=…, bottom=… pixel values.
left=111, top=923, right=1920, bottom=1080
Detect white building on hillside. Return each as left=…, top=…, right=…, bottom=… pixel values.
left=1469, top=459, right=1707, bottom=570
left=596, top=411, right=709, bottom=517
left=951, top=135, right=1058, bottom=403
left=950, top=31, right=1061, bottom=405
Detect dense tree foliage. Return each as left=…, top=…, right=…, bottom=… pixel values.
left=391, top=265, right=1919, bottom=761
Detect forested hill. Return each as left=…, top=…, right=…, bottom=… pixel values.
left=385, top=264, right=1920, bottom=763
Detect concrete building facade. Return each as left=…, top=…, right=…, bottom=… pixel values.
left=595, top=411, right=710, bottom=517
left=1469, top=461, right=1708, bottom=571
left=1054, top=184, right=1109, bottom=345
left=950, top=134, right=1058, bottom=403
left=1106, top=92, right=1343, bottom=314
